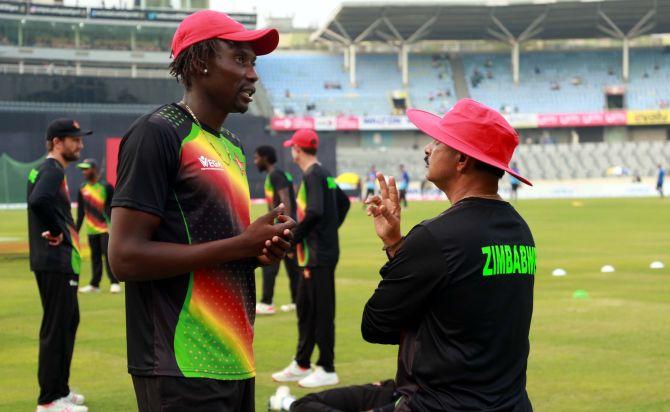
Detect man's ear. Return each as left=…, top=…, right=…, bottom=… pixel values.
left=458, top=153, right=477, bottom=173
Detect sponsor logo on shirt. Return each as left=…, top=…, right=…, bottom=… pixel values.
left=198, top=155, right=223, bottom=171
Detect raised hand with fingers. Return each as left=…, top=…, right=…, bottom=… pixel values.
left=365, top=172, right=402, bottom=248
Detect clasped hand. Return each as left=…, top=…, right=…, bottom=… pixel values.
left=243, top=203, right=296, bottom=266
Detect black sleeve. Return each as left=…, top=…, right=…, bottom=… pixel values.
left=111, top=119, right=180, bottom=217
left=361, top=225, right=448, bottom=345
left=293, top=172, right=325, bottom=243
left=104, top=183, right=114, bottom=219
left=270, top=170, right=290, bottom=191
left=335, top=185, right=350, bottom=227
left=76, top=188, right=84, bottom=232
left=27, top=165, right=65, bottom=237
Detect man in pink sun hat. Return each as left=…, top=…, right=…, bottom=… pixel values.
left=360, top=99, right=536, bottom=411
left=109, top=10, right=294, bottom=411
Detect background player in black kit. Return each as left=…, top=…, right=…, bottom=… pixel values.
left=75, top=158, right=120, bottom=294
left=254, top=145, right=302, bottom=315
left=273, top=129, right=350, bottom=389
left=27, top=118, right=90, bottom=412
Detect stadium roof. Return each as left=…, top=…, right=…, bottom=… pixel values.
left=312, top=0, right=670, bottom=44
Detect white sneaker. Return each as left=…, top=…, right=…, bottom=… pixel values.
left=256, top=302, right=276, bottom=315
left=298, top=366, right=339, bottom=388
left=110, top=283, right=122, bottom=294
left=271, top=360, right=311, bottom=382
left=268, top=385, right=296, bottom=411
left=78, top=285, right=99, bottom=294
left=66, top=391, right=85, bottom=405
left=37, top=397, right=88, bottom=412
left=280, top=303, right=296, bottom=312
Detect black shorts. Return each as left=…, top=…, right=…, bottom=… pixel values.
left=132, top=375, right=254, bottom=412
left=511, top=183, right=519, bottom=191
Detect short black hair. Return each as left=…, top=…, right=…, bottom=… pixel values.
left=169, top=39, right=232, bottom=89
left=255, top=145, right=277, bottom=164
left=300, top=147, right=317, bottom=156
left=474, top=160, right=504, bottom=179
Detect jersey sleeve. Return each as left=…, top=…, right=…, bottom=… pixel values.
left=293, top=171, right=325, bottom=243
left=361, top=224, right=448, bottom=344
left=304, top=171, right=325, bottom=217
left=270, top=170, right=290, bottom=191
left=27, top=164, right=65, bottom=237
left=76, top=188, right=84, bottom=232
left=104, top=183, right=114, bottom=219
left=111, top=119, right=180, bottom=218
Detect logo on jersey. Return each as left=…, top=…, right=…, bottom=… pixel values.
left=198, top=155, right=223, bottom=170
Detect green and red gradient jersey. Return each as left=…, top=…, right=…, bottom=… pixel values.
left=112, top=104, right=256, bottom=380
left=263, top=169, right=297, bottom=219
left=76, top=181, right=113, bottom=235
left=27, top=158, right=81, bottom=274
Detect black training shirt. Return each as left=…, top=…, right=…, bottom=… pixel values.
left=293, top=163, right=350, bottom=267
left=27, top=158, right=81, bottom=274
left=362, top=198, right=535, bottom=411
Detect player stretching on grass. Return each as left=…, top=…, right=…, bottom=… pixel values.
left=109, top=10, right=293, bottom=411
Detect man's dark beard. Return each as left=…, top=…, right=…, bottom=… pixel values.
left=63, top=151, right=80, bottom=162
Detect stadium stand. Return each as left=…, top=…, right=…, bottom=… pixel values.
left=257, top=53, right=457, bottom=117
left=258, top=48, right=670, bottom=117
left=338, top=141, right=670, bottom=182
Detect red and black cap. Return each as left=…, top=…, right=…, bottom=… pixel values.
left=46, top=118, right=92, bottom=141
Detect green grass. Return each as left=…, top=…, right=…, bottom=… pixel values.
left=1, top=198, right=669, bottom=411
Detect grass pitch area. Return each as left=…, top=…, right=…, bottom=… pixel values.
left=0, top=198, right=668, bottom=411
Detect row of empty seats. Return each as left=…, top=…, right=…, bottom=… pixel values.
left=256, top=53, right=457, bottom=117
left=338, top=141, right=670, bottom=182
left=258, top=48, right=670, bottom=116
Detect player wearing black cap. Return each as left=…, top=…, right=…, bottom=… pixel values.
left=27, top=118, right=91, bottom=412
left=75, top=158, right=119, bottom=294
